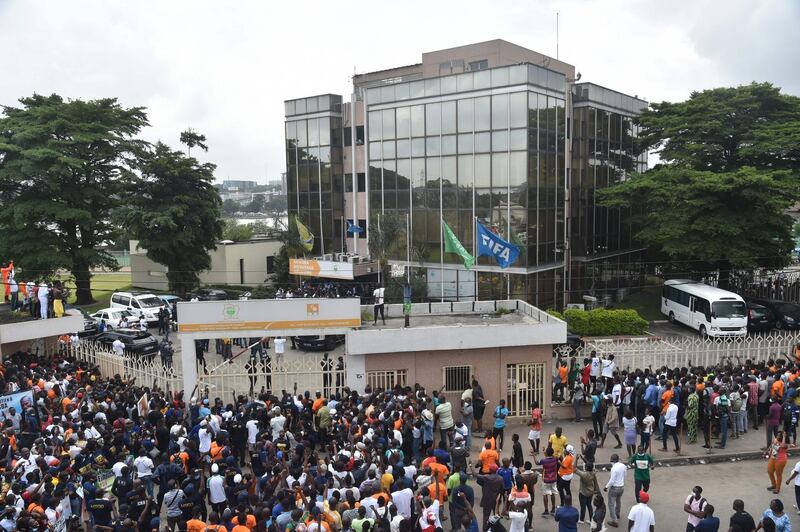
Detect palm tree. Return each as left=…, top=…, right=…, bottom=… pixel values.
left=367, top=212, right=406, bottom=285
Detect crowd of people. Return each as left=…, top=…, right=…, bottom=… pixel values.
left=1, top=262, right=71, bottom=321
left=0, top=341, right=798, bottom=532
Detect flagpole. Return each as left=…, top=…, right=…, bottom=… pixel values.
left=341, top=216, right=344, bottom=254
left=406, top=213, right=410, bottom=284
left=440, top=218, right=444, bottom=303
left=474, top=216, right=478, bottom=302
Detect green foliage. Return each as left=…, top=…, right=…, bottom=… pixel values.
left=600, top=83, right=800, bottom=280
left=250, top=284, right=274, bottom=299
left=221, top=220, right=254, bottom=242
left=222, top=199, right=240, bottom=215
left=385, top=275, right=427, bottom=303
left=368, top=213, right=406, bottom=282
left=546, top=309, right=565, bottom=320
left=562, top=308, right=649, bottom=336
left=179, top=128, right=208, bottom=153
left=0, top=94, right=148, bottom=304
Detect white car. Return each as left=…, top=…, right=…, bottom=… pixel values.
left=89, top=308, right=141, bottom=330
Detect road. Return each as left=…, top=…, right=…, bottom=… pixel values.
left=476, top=457, right=798, bottom=530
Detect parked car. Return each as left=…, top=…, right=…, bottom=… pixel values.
left=553, top=331, right=584, bottom=357
left=90, top=308, right=141, bottom=330
left=187, top=288, right=228, bottom=301
left=294, top=335, right=345, bottom=351
left=109, top=291, right=164, bottom=325
left=746, top=298, right=800, bottom=330
left=746, top=301, right=775, bottom=333
left=65, top=305, right=98, bottom=337
left=91, top=329, right=159, bottom=358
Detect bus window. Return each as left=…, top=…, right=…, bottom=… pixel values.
left=712, top=301, right=746, bottom=319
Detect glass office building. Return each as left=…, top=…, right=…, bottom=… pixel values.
left=284, top=41, right=647, bottom=308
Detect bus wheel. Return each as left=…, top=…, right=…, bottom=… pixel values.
left=668, top=312, right=675, bottom=324
left=699, top=325, right=708, bottom=338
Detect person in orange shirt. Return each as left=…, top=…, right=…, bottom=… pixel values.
left=660, top=383, right=674, bottom=415
left=483, top=434, right=497, bottom=451
left=557, top=445, right=575, bottom=506
left=479, top=441, right=499, bottom=473
left=426, top=476, right=448, bottom=504
left=186, top=507, right=207, bottom=532
left=429, top=457, right=448, bottom=482
left=312, top=391, right=326, bottom=413
left=203, top=512, right=227, bottom=532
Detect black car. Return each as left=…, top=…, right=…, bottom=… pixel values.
left=553, top=331, right=584, bottom=357
left=92, top=329, right=159, bottom=358
left=746, top=301, right=775, bottom=332
left=294, top=335, right=345, bottom=351
left=187, top=288, right=228, bottom=301
left=746, top=298, right=800, bottom=330
left=65, top=305, right=98, bottom=337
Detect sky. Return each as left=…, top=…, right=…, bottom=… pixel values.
left=0, top=0, right=797, bottom=183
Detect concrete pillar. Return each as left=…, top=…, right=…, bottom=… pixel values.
left=180, top=334, right=198, bottom=398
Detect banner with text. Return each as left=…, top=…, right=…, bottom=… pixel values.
left=290, top=259, right=355, bottom=280
left=0, top=390, right=34, bottom=419
left=177, top=298, right=362, bottom=333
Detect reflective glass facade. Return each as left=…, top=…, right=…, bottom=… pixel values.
left=285, top=95, right=344, bottom=255
left=365, top=64, right=566, bottom=307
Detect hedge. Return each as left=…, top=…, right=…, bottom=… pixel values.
left=562, top=308, right=648, bottom=336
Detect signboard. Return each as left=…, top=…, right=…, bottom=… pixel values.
left=177, top=298, right=362, bottom=333
left=137, top=394, right=149, bottom=418
left=0, top=390, right=34, bottom=419
left=290, top=259, right=354, bottom=280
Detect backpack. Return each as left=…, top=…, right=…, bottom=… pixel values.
left=731, top=393, right=742, bottom=412
left=783, top=403, right=794, bottom=424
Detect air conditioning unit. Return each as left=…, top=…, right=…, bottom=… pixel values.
left=322, top=254, right=333, bottom=261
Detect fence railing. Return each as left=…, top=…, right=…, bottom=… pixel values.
left=72, top=343, right=183, bottom=392
left=554, top=331, right=800, bottom=376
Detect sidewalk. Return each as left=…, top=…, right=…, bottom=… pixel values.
left=467, top=418, right=798, bottom=468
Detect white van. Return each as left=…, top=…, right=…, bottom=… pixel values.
left=661, top=279, right=747, bottom=337
left=110, top=291, right=164, bottom=325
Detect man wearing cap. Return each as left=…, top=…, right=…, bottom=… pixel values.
left=627, top=490, right=655, bottom=532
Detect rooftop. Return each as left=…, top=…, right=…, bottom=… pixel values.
left=347, top=300, right=566, bottom=355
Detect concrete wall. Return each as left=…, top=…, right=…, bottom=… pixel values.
left=421, top=40, right=575, bottom=79
left=362, top=344, right=552, bottom=416
left=131, top=240, right=282, bottom=290
left=0, top=310, right=84, bottom=358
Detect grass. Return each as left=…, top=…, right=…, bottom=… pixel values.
left=59, top=272, right=132, bottom=313
left=607, top=284, right=663, bottom=322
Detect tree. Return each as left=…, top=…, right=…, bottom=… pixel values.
left=0, top=94, right=148, bottom=304
left=121, top=140, right=222, bottom=294
left=179, top=128, right=208, bottom=156
left=221, top=220, right=254, bottom=242
left=246, top=194, right=266, bottom=213
left=367, top=212, right=406, bottom=284
left=599, top=83, right=800, bottom=285
left=222, top=198, right=240, bottom=215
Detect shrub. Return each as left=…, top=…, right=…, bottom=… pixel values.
left=546, top=309, right=565, bottom=320
left=562, top=308, right=648, bottom=336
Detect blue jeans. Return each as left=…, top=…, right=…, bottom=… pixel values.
left=719, top=415, right=728, bottom=447
left=657, top=415, right=665, bottom=440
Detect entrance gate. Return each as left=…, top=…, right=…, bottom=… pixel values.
left=506, top=362, right=546, bottom=417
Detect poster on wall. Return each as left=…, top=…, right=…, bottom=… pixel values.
left=0, top=390, right=34, bottom=418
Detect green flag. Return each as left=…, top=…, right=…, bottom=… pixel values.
left=442, top=220, right=475, bottom=269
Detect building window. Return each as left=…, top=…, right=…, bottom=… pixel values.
left=343, top=125, right=365, bottom=147
left=468, top=59, right=488, bottom=71
left=367, top=369, right=408, bottom=390
left=443, top=365, right=472, bottom=393
left=345, top=173, right=367, bottom=193
left=266, top=256, right=275, bottom=274
left=239, top=258, right=245, bottom=285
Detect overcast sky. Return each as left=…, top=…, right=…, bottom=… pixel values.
left=1, top=0, right=797, bottom=183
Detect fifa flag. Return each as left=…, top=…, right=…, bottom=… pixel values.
left=476, top=221, right=520, bottom=268
left=442, top=220, right=474, bottom=269
left=295, top=218, right=314, bottom=251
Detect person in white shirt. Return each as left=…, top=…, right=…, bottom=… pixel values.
left=198, top=420, right=213, bottom=454
left=604, top=453, right=626, bottom=527
left=133, top=449, right=155, bottom=496
left=207, top=464, right=227, bottom=509
left=38, top=282, right=49, bottom=319
left=627, top=490, right=655, bottom=532
left=601, top=355, right=616, bottom=388
left=246, top=418, right=259, bottom=451
left=83, top=421, right=101, bottom=440
left=270, top=412, right=286, bottom=440
left=391, top=486, right=414, bottom=519
left=273, top=337, right=286, bottom=367
left=112, top=338, right=125, bottom=356
left=508, top=500, right=528, bottom=532
left=661, top=402, right=680, bottom=453
left=372, top=286, right=386, bottom=325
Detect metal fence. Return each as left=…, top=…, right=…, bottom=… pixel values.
left=554, top=331, right=800, bottom=376
left=71, top=343, right=183, bottom=392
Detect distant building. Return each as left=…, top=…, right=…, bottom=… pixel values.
left=222, top=179, right=257, bottom=192
left=129, top=239, right=282, bottom=291
left=284, top=39, right=647, bottom=308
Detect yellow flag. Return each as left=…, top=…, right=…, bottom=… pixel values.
left=296, top=218, right=314, bottom=251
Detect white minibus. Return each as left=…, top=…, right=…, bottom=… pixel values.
left=661, top=279, right=747, bottom=337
